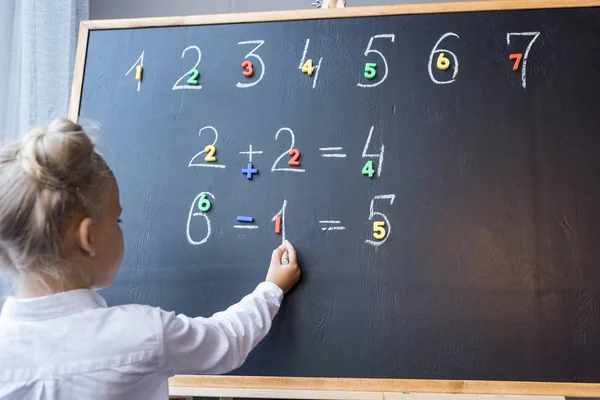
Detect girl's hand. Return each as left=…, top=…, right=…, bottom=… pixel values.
left=266, top=240, right=301, bottom=294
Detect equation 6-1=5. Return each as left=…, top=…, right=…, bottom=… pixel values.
left=186, top=194, right=396, bottom=248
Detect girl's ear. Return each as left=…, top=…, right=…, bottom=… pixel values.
left=76, top=217, right=96, bottom=257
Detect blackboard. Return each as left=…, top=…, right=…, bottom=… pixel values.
left=70, top=1, right=600, bottom=395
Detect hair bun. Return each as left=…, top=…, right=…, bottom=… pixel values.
left=0, top=118, right=112, bottom=276
left=19, top=119, right=97, bottom=191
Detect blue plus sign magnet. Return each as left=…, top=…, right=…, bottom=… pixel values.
left=242, top=163, right=258, bottom=180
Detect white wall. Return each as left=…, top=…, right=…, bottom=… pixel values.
left=90, top=0, right=465, bottom=19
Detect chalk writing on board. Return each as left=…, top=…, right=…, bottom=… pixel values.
left=240, top=144, right=263, bottom=163
left=188, top=126, right=226, bottom=169
left=125, top=51, right=144, bottom=92
left=234, top=224, right=259, bottom=229
left=357, top=34, right=395, bottom=88
left=236, top=40, right=265, bottom=89
left=272, top=128, right=306, bottom=172
left=298, top=39, right=323, bottom=89
left=506, top=32, right=540, bottom=89
left=428, top=33, right=460, bottom=85
left=319, top=220, right=346, bottom=231
left=320, top=147, right=347, bottom=158
left=173, top=45, right=203, bottom=90
left=186, top=192, right=215, bottom=245
left=365, top=194, right=396, bottom=248
left=362, top=125, right=385, bottom=177
left=271, top=200, right=288, bottom=243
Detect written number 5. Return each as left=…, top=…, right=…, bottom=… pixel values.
left=357, top=34, right=395, bottom=88
left=366, top=194, right=396, bottom=247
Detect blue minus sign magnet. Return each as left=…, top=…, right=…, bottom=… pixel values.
left=237, top=216, right=254, bottom=223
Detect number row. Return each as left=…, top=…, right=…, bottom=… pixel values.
left=126, top=31, right=541, bottom=91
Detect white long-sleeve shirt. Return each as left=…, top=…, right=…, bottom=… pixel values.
left=0, top=282, right=283, bottom=400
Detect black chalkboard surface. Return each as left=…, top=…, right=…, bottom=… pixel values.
left=71, top=1, right=600, bottom=392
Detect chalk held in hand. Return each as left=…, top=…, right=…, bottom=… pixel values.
left=266, top=240, right=300, bottom=294
left=281, top=249, right=289, bottom=265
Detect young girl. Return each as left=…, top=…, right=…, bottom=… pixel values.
left=0, top=119, right=301, bottom=399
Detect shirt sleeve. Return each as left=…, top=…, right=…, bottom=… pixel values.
left=157, top=281, right=284, bottom=376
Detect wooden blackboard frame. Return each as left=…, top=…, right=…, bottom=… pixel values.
left=69, top=0, right=600, bottom=396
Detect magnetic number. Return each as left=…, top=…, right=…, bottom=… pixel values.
left=506, top=32, right=540, bottom=88
left=357, top=34, right=395, bottom=88
left=428, top=33, right=460, bottom=85
left=197, top=194, right=212, bottom=212
left=365, top=195, right=395, bottom=248
left=361, top=126, right=384, bottom=178
left=373, top=221, right=386, bottom=240
left=436, top=53, right=450, bottom=71
left=173, top=45, right=202, bottom=90
left=204, top=145, right=216, bottom=162
left=364, top=63, right=377, bottom=80
left=362, top=160, right=375, bottom=178
left=187, top=69, right=200, bottom=85
left=272, top=128, right=305, bottom=173
left=189, top=126, right=225, bottom=169
left=271, top=200, right=288, bottom=243
left=298, top=39, right=323, bottom=89
left=125, top=51, right=144, bottom=92
left=509, top=53, right=523, bottom=71
left=301, top=59, right=315, bottom=76
left=186, top=192, right=215, bottom=245
left=288, top=149, right=301, bottom=166
left=242, top=60, right=254, bottom=77
left=236, top=40, right=265, bottom=88
left=135, top=65, right=143, bottom=81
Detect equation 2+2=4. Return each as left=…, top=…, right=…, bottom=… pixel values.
left=187, top=125, right=385, bottom=180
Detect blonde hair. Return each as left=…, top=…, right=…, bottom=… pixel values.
left=0, top=119, right=112, bottom=283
